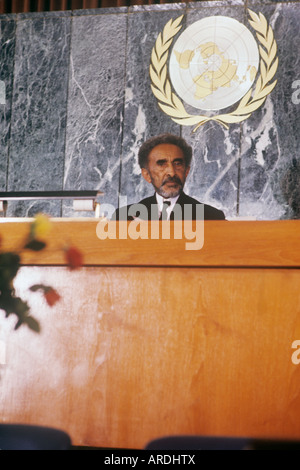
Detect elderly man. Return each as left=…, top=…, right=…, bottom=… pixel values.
left=113, top=133, right=226, bottom=221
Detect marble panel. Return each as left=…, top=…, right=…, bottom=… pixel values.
left=129, top=3, right=187, bottom=12
left=253, top=1, right=300, bottom=3
left=0, top=17, right=16, bottom=194
left=7, top=13, right=71, bottom=217
left=16, top=11, right=71, bottom=19
left=239, top=3, right=300, bottom=219
left=2, top=1, right=300, bottom=221
left=72, top=7, right=128, bottom=15
left=63, top=12, right=127, bottom=217
left=119, top=8, right=186, bottom=208
left=189, top=0, right=245, bottom=6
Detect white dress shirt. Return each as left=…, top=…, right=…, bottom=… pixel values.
left=156, top=193, right=179, bottom=220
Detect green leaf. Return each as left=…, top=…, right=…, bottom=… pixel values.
left=24, top=316, right=40, bottom=333
left=13, top=297, right=30, bottom=317
left=29, top=284, right=47, bottom=292
left=0, top=253, right=20, bottom=282
left=24, top=240, right=47, bottom=251
left=0, top=287, right=41, bottom=334
left=14, top=319, right=23, bottom=330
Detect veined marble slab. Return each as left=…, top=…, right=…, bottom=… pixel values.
left=6, top=14, right=71, bottom=217
left=0, top=1, right=299, bottom=220
left=0, top=18, right=15, bottom=193
left=239, top=3, right=300, bottom=220
left=63, top=12, right=127, bottom=217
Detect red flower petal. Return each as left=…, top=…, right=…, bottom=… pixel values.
left=44, top=288, right=61, bottom=307
left=65, top=246, right=83, bottom=270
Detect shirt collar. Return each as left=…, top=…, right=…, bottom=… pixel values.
left=156, top=192, right=180, bottom=212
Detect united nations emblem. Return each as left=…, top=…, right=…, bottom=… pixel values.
left=150, top=9, right=278, bottom=130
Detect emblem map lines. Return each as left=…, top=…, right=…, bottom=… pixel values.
left=149, top=9, right=278, bottom=130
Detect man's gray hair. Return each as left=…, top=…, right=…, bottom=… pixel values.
left=138, top=133, right=193, bottom=169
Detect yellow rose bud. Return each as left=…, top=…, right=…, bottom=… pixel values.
left=32, top=213, right=52, bottom=239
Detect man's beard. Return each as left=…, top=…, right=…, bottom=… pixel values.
left=156, top=176, right=184, bottom=198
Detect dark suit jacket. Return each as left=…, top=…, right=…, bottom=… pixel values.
left=113, top=192, right=226, bottom=221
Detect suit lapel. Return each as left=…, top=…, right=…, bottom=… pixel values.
left=169, top=192, right=186, bottom=220
left=143, top=194, right=159, bottom=220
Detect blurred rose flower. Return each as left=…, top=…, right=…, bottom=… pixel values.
left=64, top=246, right=83, bottom=270
left=30, top=284, right=61, bottom=307
left=31, top=213, right=52, bottom=239
left=44, top=287, right=61, bottom=307
left=1, top=213, right=82, bottom=332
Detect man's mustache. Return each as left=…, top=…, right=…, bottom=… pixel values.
left=162, top=176, right=183, bottom=186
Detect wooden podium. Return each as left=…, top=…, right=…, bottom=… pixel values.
left=0, top=219, right=299, bottom=449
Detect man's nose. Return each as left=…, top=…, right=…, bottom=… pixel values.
left=165, top=162, right=176, bottom=176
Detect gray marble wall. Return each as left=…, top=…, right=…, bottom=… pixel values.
left=0, top=1, right=299, bottom=219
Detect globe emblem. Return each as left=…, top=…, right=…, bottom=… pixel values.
left=169, top=16, right=260, bottom=111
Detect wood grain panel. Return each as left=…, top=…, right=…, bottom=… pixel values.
left=0, top=265, right=300, bottom=448
left=0, top=219, right=299, bottom=267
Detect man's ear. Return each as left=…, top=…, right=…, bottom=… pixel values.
left=185, top=166, right=191, bottom=179
left=141, top=167, right=152, bottom=184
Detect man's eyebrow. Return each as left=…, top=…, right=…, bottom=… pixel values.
left=155, top=157, right=184, bottom=164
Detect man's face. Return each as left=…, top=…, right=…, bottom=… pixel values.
left=141, top=143, right=190, bottom=198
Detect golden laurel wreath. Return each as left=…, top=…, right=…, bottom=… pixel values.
left=149, top=9, right=278, bottom=131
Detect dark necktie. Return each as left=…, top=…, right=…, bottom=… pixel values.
left=159, top=200, right=171, bottom=221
